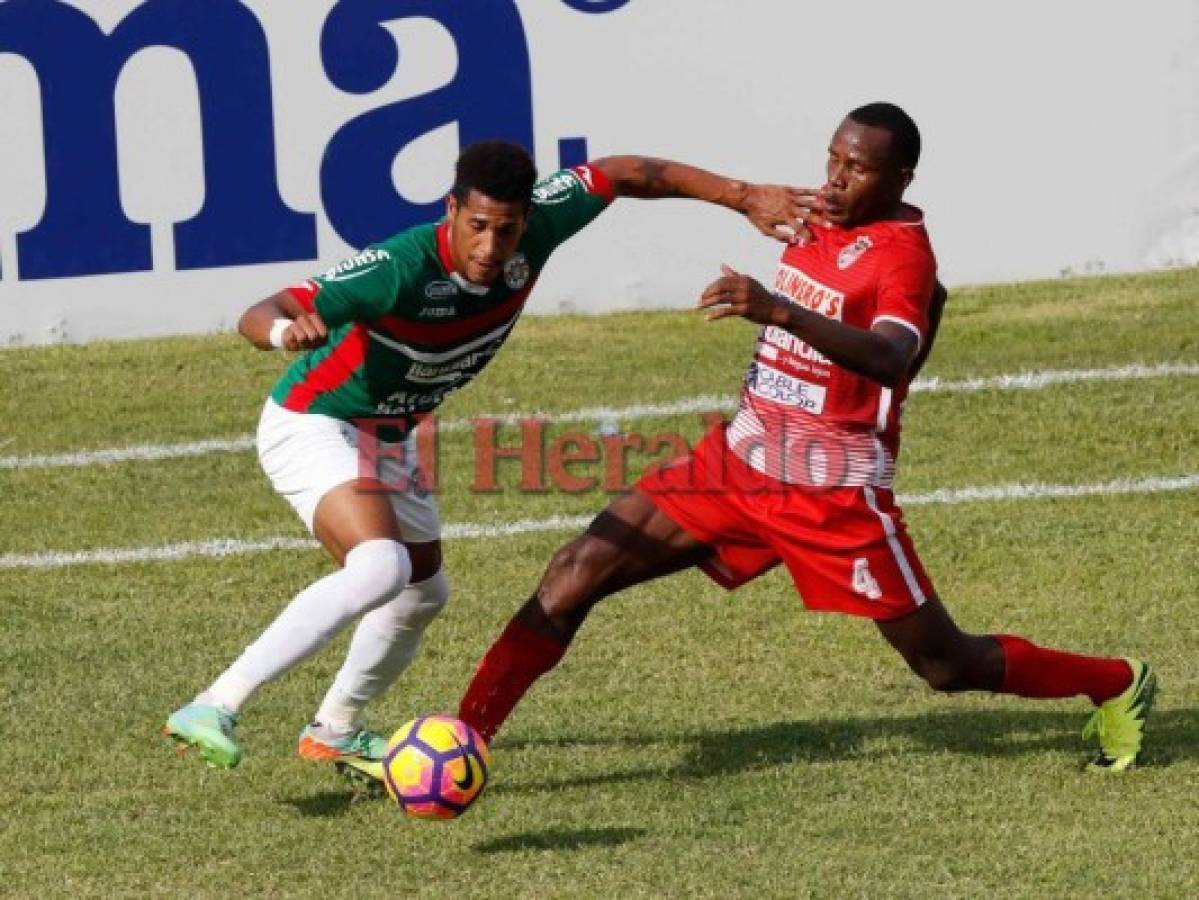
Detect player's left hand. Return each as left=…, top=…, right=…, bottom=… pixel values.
left=743, top=185, right=829, bottom=245
left=697, top=264, right=787, bottom=325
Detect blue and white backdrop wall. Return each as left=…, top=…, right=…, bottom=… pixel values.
left=1, top=0, right=1196, bottom=345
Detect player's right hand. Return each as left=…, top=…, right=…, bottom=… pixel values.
left=282, top=313, right=328, bottom=350
left=744, top=185, right=830, bottom=246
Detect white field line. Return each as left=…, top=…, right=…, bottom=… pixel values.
left=2, top=474, right=1195, bottom=571
left=0, top=436, right=260, bottom=469
left=2, top=361, right=1196, bottom=472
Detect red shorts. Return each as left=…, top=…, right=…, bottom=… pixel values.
left=635, top=424, right=935, bottom=621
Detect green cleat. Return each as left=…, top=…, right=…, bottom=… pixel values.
left=297, top=722, right=388, bottom=763
left=1083, top=659, right=1157, bottom=774
left=163, top=701, right=242, bottom=769
left=335, top=756, right=388, bottom=799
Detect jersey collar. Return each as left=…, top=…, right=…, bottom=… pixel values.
left=817, top=203, right=926, bottom=242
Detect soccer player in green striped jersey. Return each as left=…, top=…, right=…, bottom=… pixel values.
left=163, top=140, right=821, bottom=773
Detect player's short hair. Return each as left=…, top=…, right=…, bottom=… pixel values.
left=451, top=141, right=538, bottom=207
left=848, top=102, right=921, bottom=170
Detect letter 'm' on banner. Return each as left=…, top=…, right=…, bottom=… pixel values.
left=0, top=0, right=315, bottom=280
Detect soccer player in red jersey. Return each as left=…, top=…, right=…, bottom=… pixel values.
left=162, top=140, right=821, bottom=774
left=458, top=104, right=1157, bottom=774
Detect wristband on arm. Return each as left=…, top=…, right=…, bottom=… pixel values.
left=267, top=318, right=291, bottom=349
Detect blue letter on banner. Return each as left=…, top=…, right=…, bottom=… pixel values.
left=0, top=0, right=315, bottom=279
left=320, top=0, right=535, bottom=248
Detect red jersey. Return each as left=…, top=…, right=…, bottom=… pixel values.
left=726, top=206, right=936, bottom=488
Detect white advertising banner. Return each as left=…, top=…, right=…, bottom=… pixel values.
left=1, top=0, right=1197, bottom=345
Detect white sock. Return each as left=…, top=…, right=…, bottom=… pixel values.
left=314, top=569, right=450, bottom=731
left=204, top=539, right=412, bottom=713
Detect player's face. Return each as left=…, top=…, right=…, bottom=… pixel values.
left=821, top=119, right=913, bottom=228
left=446, top=190, right=530, bottom=286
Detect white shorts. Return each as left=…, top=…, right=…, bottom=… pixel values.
left=256, top=399, right=441, bottom=543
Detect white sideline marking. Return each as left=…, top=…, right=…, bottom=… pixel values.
left=0, top=537, right=320, bottom=569
left=899, top=474, right=1199, bottom=505
left=0, top=436, right=259, bottom=470
left=2, top=474, right=1194, bottom=571
left=2, top=362, right=1196, bottom=471
left=909, top=361, right=1199, bottom=394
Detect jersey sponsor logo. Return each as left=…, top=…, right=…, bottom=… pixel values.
left=774, top=265, right=844, bottom=319
left=762, top=326, right=831, bottom=366
left=407, top=347, right=501, bottom=382
left=376, top=388, right=452, bottom=416
left=324, top=267, right=377, bottom=283
left=837, top=235, right=873, bottom=270
left=419, top=306, right=457, bottom=318
left=745, top=361, right=827, bottom=413
left=323, top=247, right=392, bottom=282
left=504, top=253, right=531, bottom=289
left=424, top=280, right=458, bottom=300
left=532, top=170, right=578, bottom=205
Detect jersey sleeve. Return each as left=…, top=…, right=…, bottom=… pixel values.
left=873, top=243, right=936, bottom=350
left=526, top=163, right=615, bottom=249
left=286, top=245, right=403, bottom=328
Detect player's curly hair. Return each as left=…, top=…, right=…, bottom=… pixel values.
left=848, top=102, right=921, bottom=170
left=452, top=141, right=538, bottom=207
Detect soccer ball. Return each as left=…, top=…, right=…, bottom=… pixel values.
left=382, top=715, right=491, bottom=819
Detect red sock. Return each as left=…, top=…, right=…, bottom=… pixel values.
left=458, top=618, right=570, bottom=743
left=994, top=634, right=1132, bottom=705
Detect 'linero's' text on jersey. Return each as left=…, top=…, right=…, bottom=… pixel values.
left=269, top=165, right=614, bottom=429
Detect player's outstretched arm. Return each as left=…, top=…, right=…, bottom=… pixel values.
left=698, top=265, right=919, bottom=387
left=237, top=291, right=329, bottom=352
left=591, top=156, right=827, bottom=244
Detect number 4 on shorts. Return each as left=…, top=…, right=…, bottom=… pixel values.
left=852, top=558, right=882, bottom=600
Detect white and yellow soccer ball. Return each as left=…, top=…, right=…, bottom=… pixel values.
left=382, top=715, right=491, bottom=819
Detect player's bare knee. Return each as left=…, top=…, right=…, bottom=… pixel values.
left=539, top=537, right=605, bottom=617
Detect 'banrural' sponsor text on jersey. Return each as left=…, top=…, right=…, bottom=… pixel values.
left=726, top=206, right=936, bottom=488
left=270, top=165, right=614, bottom=429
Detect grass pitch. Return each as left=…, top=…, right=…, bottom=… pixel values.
left=1, top=268, right=1197, bottom=898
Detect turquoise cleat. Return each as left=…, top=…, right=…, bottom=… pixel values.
left=163, top=701, right=242, bottom=769
left=297, top=722, right=388, bottom=763
left=298, top=722, right=389, bottom=797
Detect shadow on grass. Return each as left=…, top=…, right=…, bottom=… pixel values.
left=280, top=790, right=359, bottom=818
left=475, top=826, right=646, bottom=855
left=492, top=707, right=1196, bottom=795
